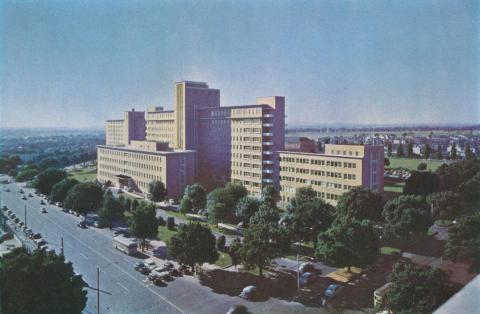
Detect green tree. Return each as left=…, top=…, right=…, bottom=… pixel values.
left=261, top=185, right=279, bottom=207
left=458, top=172, right=480, bottom=207
left=216, top=235, right=226, bottom=251
left=64, top=182, right=104, bottom=214
left=224, top=182, right=248, bottom=206
left=426, top=191, right=463, bottom=222
left=229, top=238, right=243, bottom=268
left=384, top=157, right=390, bottom=167
left=450, top=143, right=457, bottom=160
left=15, top=168, right=38, bottom=182
left=287, top=196, right=334, bottom=247
left=382, top=195, right=432, bottom=239
left=0, top=155, right=22, bottom=174
left=131, top=199, right=139, bottom=211
left=316, top=219, right=379, bottom=272
left=129, top=202, right=158, bottom=251
left=98, top=191, right=124, bottom=229
left=444, top=213, right=480, bottom=272
left=235, top=197, right=261, bottom=227
left=464, top=143, right=474, bottom=160
left=148, top=180, right=167, bottom=202
left=397, top=143, right=404, bottom=157
left=403, top=171, right=440, bottom=196
left=34, top=168, right=67, bottom=195
left=39, top=158, right=60, bottom=170
left=181, top=184, right=207, bottom=211
left=423, top=143, right=431, bottom=159
left=167, top=223, right=218, bottom=272
left=336, top=187, right=384, bottom=222
left=49, top=178, right=79, bottom=203
left=436, top=144, right=443, bottom=160
left=249, top=203, right=280, bottom=225
left=387, top=143, right=393, bottom=157
left=407, top=141, right=414, bottom=157
left=7, top=169, right=17, bottom=177
left=0, top=248, right=87, bottom=314
left=417, top=162, right=427, bottom=171
left=386, top=262, right=448, bottom=314
left=207, top=188, right=234, bottom=223
left=436, top=159, right=480, bottom=191
left=180, top=196, right=193, bottom=214
left=241, top=216, right=290, bottom=277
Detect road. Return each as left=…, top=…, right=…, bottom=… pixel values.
left=0, top=177, right=323, bottom=314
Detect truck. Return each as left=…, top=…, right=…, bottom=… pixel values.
left=112, top=235, right=138, bottom=255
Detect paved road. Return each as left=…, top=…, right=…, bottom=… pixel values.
left=0, top=177, right=323, bottom=314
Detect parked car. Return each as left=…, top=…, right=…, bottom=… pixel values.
left=55, top=202, right=62, bottom=207
left=299, top=272, right=317, bottom=286
left=41, top=207, right=47, bottom=213
left=13, top=218, right=20, bottom=224
left=77, top=221, right=87, bottom=229
left=299, top=262, right=318, bottom=274
left=93, top=221, right=105, bottom=228
left=28, top=193, right=33, bottom=197
left=30, top=233, right=42, bottom=240
left=18, top=221, right=25, bottom=227
left=139, top=267, right=151, bottom=275
left=19, top=189, right=24, bottom=194
left=134, top=262, right=146, bottom=271
left=40, top=200, right=46, bottom=205
left=153, top=277, right=166, bottom=286
left=148, top=273, right=160, bottom=281
left=9, top=213, right=16, bottom=219
left=161, top=273, right=174, bottom=282
left=169, top=269, right=182, bottom=277
left=324, top=284, right=344, bottom=298
left=239, top=286, right=258, bottom=300
left=22, top=196, right=27, bottom=200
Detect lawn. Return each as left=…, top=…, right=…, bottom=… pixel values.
left=68, top=166, right=97, bottom=182
left=157, top=225, right=177, bottom=243
left=384, top=181, right=405, bottom=193
left=380, top=246, right=401, bottom=255
left=214, top=252, right=232, bottom=268
left=386, top=157, right=445, bottom=171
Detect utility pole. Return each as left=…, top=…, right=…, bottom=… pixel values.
left=24, top=205, right=27, bottom=228
left=61, top=237, right=64, bottom=255
left=97, top=267, right=100, bottom=314
left=297, top=253, right=300, bottom=299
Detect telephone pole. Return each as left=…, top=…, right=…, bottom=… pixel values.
left=97, top=267, right=100, bottom=314
left=61, top=237, right=64, bottom=255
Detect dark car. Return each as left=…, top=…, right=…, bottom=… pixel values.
left=169, top=269, right=182, bottom=277
left=139, top=267, right=151, bottom=275
left=77, top=221, right=87, bottom=229
left=22, top=196, right=27, bottom=200
left=134, top=262, right=146, bottom=271
left=40, top=200, right=46, bottom=205
left=28, top=193, right=33, bottom=197
left=148, top=273, right=160, bottom=281
left=2, top=206, right=8, bottom=211
left=31, top=233, right=42, bottom=239
left=153, top=278, right=166, bottom=286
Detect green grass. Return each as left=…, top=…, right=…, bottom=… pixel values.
left=214, top=252, right=232, bottom=268
left=380, top=246, right=401, bottom=255
left=157, top=225, right=177, bottom=243
left=384, top=181, right=405, bottom=193
left=386, top=157, right=445, bottom=171
left=434, top=220, right=453, bottom=227
left=68, top=166, right=97, bottom=182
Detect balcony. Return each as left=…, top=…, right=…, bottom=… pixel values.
left=263, top=169, right=274, bottom=174
left=263, top=160, right=274, bottom=165
left=263, top=151, right=273, bottom=155
left=264, top=142, right=273, bottom=146
left=263, top=178, right=274, bottom=184
left=263, top=113, right=274, bottom=118
left=263, top=132, right=273, bottom=136
left=263, top=123, right=273, bottom=127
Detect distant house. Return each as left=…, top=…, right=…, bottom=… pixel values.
left=284, top=137, right=317, bottom=153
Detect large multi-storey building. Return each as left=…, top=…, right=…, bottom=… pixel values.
left=278, top=144, right=384, bottom=205
left=98, top=80, right=383, bottom=203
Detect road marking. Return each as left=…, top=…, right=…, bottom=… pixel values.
left=117, top=282, right=129, bottom=292
left=80, top=253, right=88, bottom=259
left=39, top=213, right=185, bottom=314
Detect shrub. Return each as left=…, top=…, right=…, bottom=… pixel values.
left=167, top=217, right=175, bottom=230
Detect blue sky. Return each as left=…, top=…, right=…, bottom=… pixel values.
left=1, top=0, right=478, bottom=128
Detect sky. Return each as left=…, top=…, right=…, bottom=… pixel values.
left=0, top=0, right=478, bottom=128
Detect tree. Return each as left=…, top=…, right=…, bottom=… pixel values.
left=450, top=143, right=457, bottom=160
left=249, top=203, right=280, bottom=226
left=382, top=195, right=432, bottom=239
left=216, top=235, right=226, bottom=251
left=403, top=171, right=440, bottom=196
left=235, top=197, right=261, bottom=227
left=0, top=248, right=87, bottom=314
left=458, top=172, right=480, bottom=207
left=286, top=197, right=334, bottom=247
left=336, top=187, right=384, bottom=222
left=39, top=158, right=60, bottom=170
left=397, top=143, right=404, bottom=157
left=34, top=168, right=67, bottom=195
left=49, top=178, right=79, bottom=203
left=167, top=223, right=218, bottom=272
left=436, top=144, right=443, bottom=160
left=407, top=141, right=414, bottom=158
left=131, top=199, right=139, bottom=211
left=316, top=219, right=379, bottom=272
left=387, top=143, right=393, bottom=157
left=229, top=238, right=243, bottom=268
left=384, top=157, right=390, bottom=167
left=207, top=188, right=234, bottom=223
left=0, top=155, right=22, bottom=174
left=148, top=181, right=167, bottom=202
left=386, top=262, right=448, bottom=314
left=417, top=162, right=427, bottom=171
left=224, top=182, right=248, bottom=206
left=436, top=159, right=480, bottom=191
left=423, top=143, right=431, bottom=159
left=426, top=191, right=464, bottom=222
left=7, top=169, right=17, bottom=177
left=180, top=197, right=193, bottom=214
left=241, top=218, right=290, bottom=277
left=464, top=143, right=474, bottom=160
left=181, top=184, right=207, bottom=212
left=14, top=168, right=38, bottom=182
left=64, top=182, right=104, bottom=214
left=98, top=191, right=124, bottom=229
left=261, top=185, right=279, bottom=207
left=167, top=217, right=175, bottom=230
left=444, top=213, right=480, bottom=272
left=129, top=202, right=158, bottom=251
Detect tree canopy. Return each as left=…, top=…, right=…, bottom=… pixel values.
left=336, top=187, right=384, bottom=222
left=207, top=188, right=234, bottom=223
left=182, top=183, right=207, bottom=211
left=316, top=219, right=379, bottom=272
left=129, top=202, right=158, bottom=251
left=64, top=182, right=104, bottom=214
left=49, top=178, right=79, bottom=203
left=235, top=196, right=261, bottom=227
left=148, top=180, right=167, bottom=202
left=444, top=213, right=480, bottom=272
left=403, top=171, right=440, bottom=196
left=261, top=185, right=279, bottom=207
left=98, top=190, right=124, bottom=229
left=386, top=262, right=448, bottom=314
left=0, top=248, right=87, bottom=314
left=167, top=223, right=218, bottom=271
left=34, top=168, right=67, bottom=195
left=14, top=168, right=39, bottom=182
left=426, top=191, right=464, bottom=221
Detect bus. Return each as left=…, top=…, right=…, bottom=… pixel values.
left=113, top=235, right=138, bottom=255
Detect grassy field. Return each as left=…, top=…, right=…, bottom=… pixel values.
left=157, top=225, right=177, bottom=243
left=214, top=252, right=232, bottom=268
left=386, top=157, right=445, bottom=171
left=380, top=247, right=401, bottom=255
left=68, top=166, right=97, bottom=182
left=384, top=181, right=405, bottom=193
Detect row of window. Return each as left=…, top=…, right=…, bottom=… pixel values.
left=279, top=157, right=357, bottom=168
left=232, top=153, right=262, bottom=160
left=232, top=170, right=261, bottom=178
left=330, top=150, right=360, bottom=157
left=279, top=176, right=354, bottom=190
left=281, top=191, right=340, bottom=203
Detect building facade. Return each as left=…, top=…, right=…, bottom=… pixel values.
left=278, top=144, right=384, bottom=205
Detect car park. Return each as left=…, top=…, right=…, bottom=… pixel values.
left=19, top=189, right=24, bottom=194
left=41, top=207, right=47, bottom=213
left=239, top=285, right=258, bottom=300
left=324, top=284, right=344, bottom=298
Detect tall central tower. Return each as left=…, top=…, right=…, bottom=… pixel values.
left=174, top=81, right=220, bottom=150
